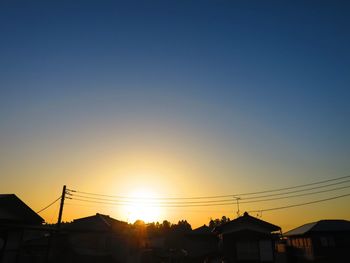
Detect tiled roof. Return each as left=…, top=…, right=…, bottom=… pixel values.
left=284, top=219, right=350, bottom=236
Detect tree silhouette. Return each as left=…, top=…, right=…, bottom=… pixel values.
left=209, top=216, right=230, bottom=229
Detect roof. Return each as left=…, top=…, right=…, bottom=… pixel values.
left=0, top=194, right=44, bottom=225
left=214, top=212, right=281, bottom=235
left=67, top=213, right=128, bottom=232
left=189, top=225, right=213, bottom=235
left=284, top=220, right=350, bottom=236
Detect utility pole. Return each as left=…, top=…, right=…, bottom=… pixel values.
left=57, top=185, right=66, bottom=230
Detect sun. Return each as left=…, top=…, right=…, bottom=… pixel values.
left=122, top=189, right=162, bottom=223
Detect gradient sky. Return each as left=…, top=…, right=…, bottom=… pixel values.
left=1, top=0, right=350, bottom=231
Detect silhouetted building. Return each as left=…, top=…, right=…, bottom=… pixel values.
left=62, top=213, right=138, bottom=263
left=185, top=225, right=219, bottom=262
left=0, top=194, right=47, bottom=263
left=214, top=212, right=281, bottom=263
left=0, top=194, right=43, bottom=225
left=284, top=219, right=350, bottom=263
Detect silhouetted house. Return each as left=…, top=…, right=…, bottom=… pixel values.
left=214, top=212, right=281, bottom=263
left=185, top=225, right=219, bottom=262
left=63, top=213, right=137, bottom=263
left=0, top=194, right=46, bottom=263
left=0, top=194, right=43, bottom=225
left=284, top=219, right=350, bottom=263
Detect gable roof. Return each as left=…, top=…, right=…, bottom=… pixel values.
left=189, top=225, right=213, bottom=235
left=284, top=219, right=350, bottom=236
left=67, top=213, right=128, bottom=232
left=214, top=212, right=280, bottom=235
left=0, top=194, right=44, bottom=225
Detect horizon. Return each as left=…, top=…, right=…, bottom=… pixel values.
left=13, top=174, right=350, bottom=232
left=1, top=0, right=350, bottom=233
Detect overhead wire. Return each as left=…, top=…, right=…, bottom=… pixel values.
left=66, top=174, right=350, bottom=200
left=240, top=185, right=350, bottom=204
left=49, top=198, right=61, bottom=224
left=66, top=179, right=350, bottom=205
left=67, top=183, right=350, bottom=206
left=241, top=179, right=350, bottom=200
left=65, top=175, right=350, bottom=214
left=36, top=196, right=61, bottom=213
left=235, top=175, right=350, bottom=196
left=247, top=193, right=350, bottom=213
left=67, top=197, right=236, bottom=207
left=68, top=184, right=350, bottom=207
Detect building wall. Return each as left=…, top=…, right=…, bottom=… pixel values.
left=0, top=230, right=23, bottom=263
left=286, top=237, right=314, bottom=261
left=286, top=232, right=350, bottom=263
left=0, top=227, right=49, bottom=263
left=311, top=233, right=350, bottom=263
left=222, top=234, right=275, bottom=262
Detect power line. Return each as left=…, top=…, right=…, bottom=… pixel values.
left=67, top=175, right=350, bottom=200
left=66, top=179, right=350, bottom=205
left=67, top=189, right=238, bottom=200
left=236, top=175, right=350, bottom=196
left=69, top=183, right=350, bottom=205
left=36, top=196, right=61, bottom=214
left=242, top=179, right=350, bottom=200
left=68, top=197, right=237, bottom=207
left=240, top=185, right=350, bottom=204
left=247, top=193, right=350, bottom=213
left=68, top=185, right=350, bottom=208
left=49, top=198, right=61, bottom=224
left=65, top=202, right=121, bottom=209
left=68, top=193, right=235, bottom=204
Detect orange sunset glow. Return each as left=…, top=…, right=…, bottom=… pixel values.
left=1, top=1, right=350, bottom=263
left=121, top=189, right=162, bottom=223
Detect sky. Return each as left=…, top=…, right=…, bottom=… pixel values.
left=1, top=0, right=349, bottom=231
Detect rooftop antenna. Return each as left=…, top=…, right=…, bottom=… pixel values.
left=234, top=196, right=241, bottom=217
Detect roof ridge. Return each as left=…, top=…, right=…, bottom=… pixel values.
left=97, top=213, right=112, bottom=227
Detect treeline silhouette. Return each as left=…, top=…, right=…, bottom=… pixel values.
left=45, top=216, right=230, bottom=231
left=209, top=216, right=230, bottom=229
left=44, top=216, right=230, bottom=249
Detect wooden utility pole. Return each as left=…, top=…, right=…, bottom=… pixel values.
left=57, top=185, right=66, bottom=229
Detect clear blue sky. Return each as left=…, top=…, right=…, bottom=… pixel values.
left=1, top=1, right=349, bottom=227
